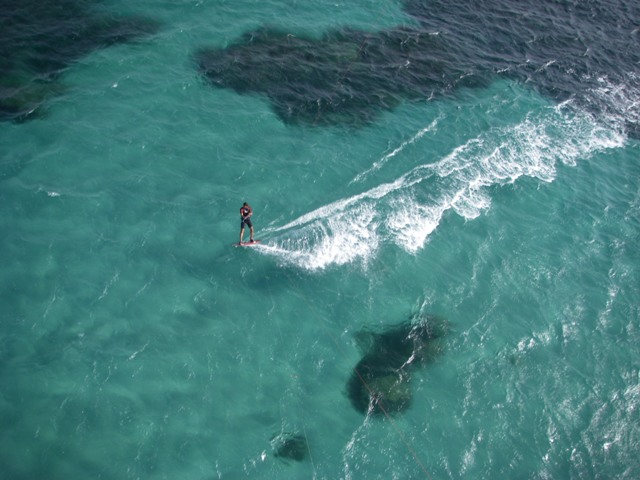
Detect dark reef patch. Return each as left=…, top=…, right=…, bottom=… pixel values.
left=196, top=0, right=639, bottom=131
left=271, top=432, right=307, bottom=462
left=402, top=0, right=640, bottom=114
left=196, top=26, right=486, bottom=127
left=347, top=315, right=448, bottom=416
left=0, top=0, right=159, bottom=122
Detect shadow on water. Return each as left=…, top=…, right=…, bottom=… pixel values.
left=347, top=314, right=449, bottom=416
left=196, top=0, right=640, bottom=133
left=0, top=0, right=159, bottom=122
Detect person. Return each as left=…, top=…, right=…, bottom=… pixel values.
left=239, top=202, right=254, bottom=244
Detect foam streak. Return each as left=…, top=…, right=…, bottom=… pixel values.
left=261, top=101, right=623, bottom=270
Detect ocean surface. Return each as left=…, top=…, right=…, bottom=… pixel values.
left=1, top=0, right=639, bottom=478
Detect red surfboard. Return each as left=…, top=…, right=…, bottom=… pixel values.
left=234, top=240, right=262, bottom=247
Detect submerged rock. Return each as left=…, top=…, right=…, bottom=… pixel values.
left=347, top=315, right=448, bottom=416
left=352, top=370, right=413, bottom=415
left=271, top=432, right=307, bottom=462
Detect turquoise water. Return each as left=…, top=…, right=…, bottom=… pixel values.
left=1, top=1, right=639, bottom=479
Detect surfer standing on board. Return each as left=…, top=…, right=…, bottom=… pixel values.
left=239, top=202, right=254, bottom=244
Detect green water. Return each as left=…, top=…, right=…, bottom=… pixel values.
left=1, top=1, right=639, bottom=479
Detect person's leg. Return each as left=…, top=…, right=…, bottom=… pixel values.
left=250, top=226, right=254, bottom=242
left=240, top=226, right=245, bottom=244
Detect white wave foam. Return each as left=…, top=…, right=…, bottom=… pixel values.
left=588, top=72, right=640, bottom=135
left=351, top=116, right=440, bottom=183
left=259, top=98, right=624, bottom=271
left=386, top=196, right=446, bottom=253
left=260, top=203, right=380, bottom=270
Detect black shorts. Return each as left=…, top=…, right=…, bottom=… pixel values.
left=240, top=218, right=252, bottom=229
